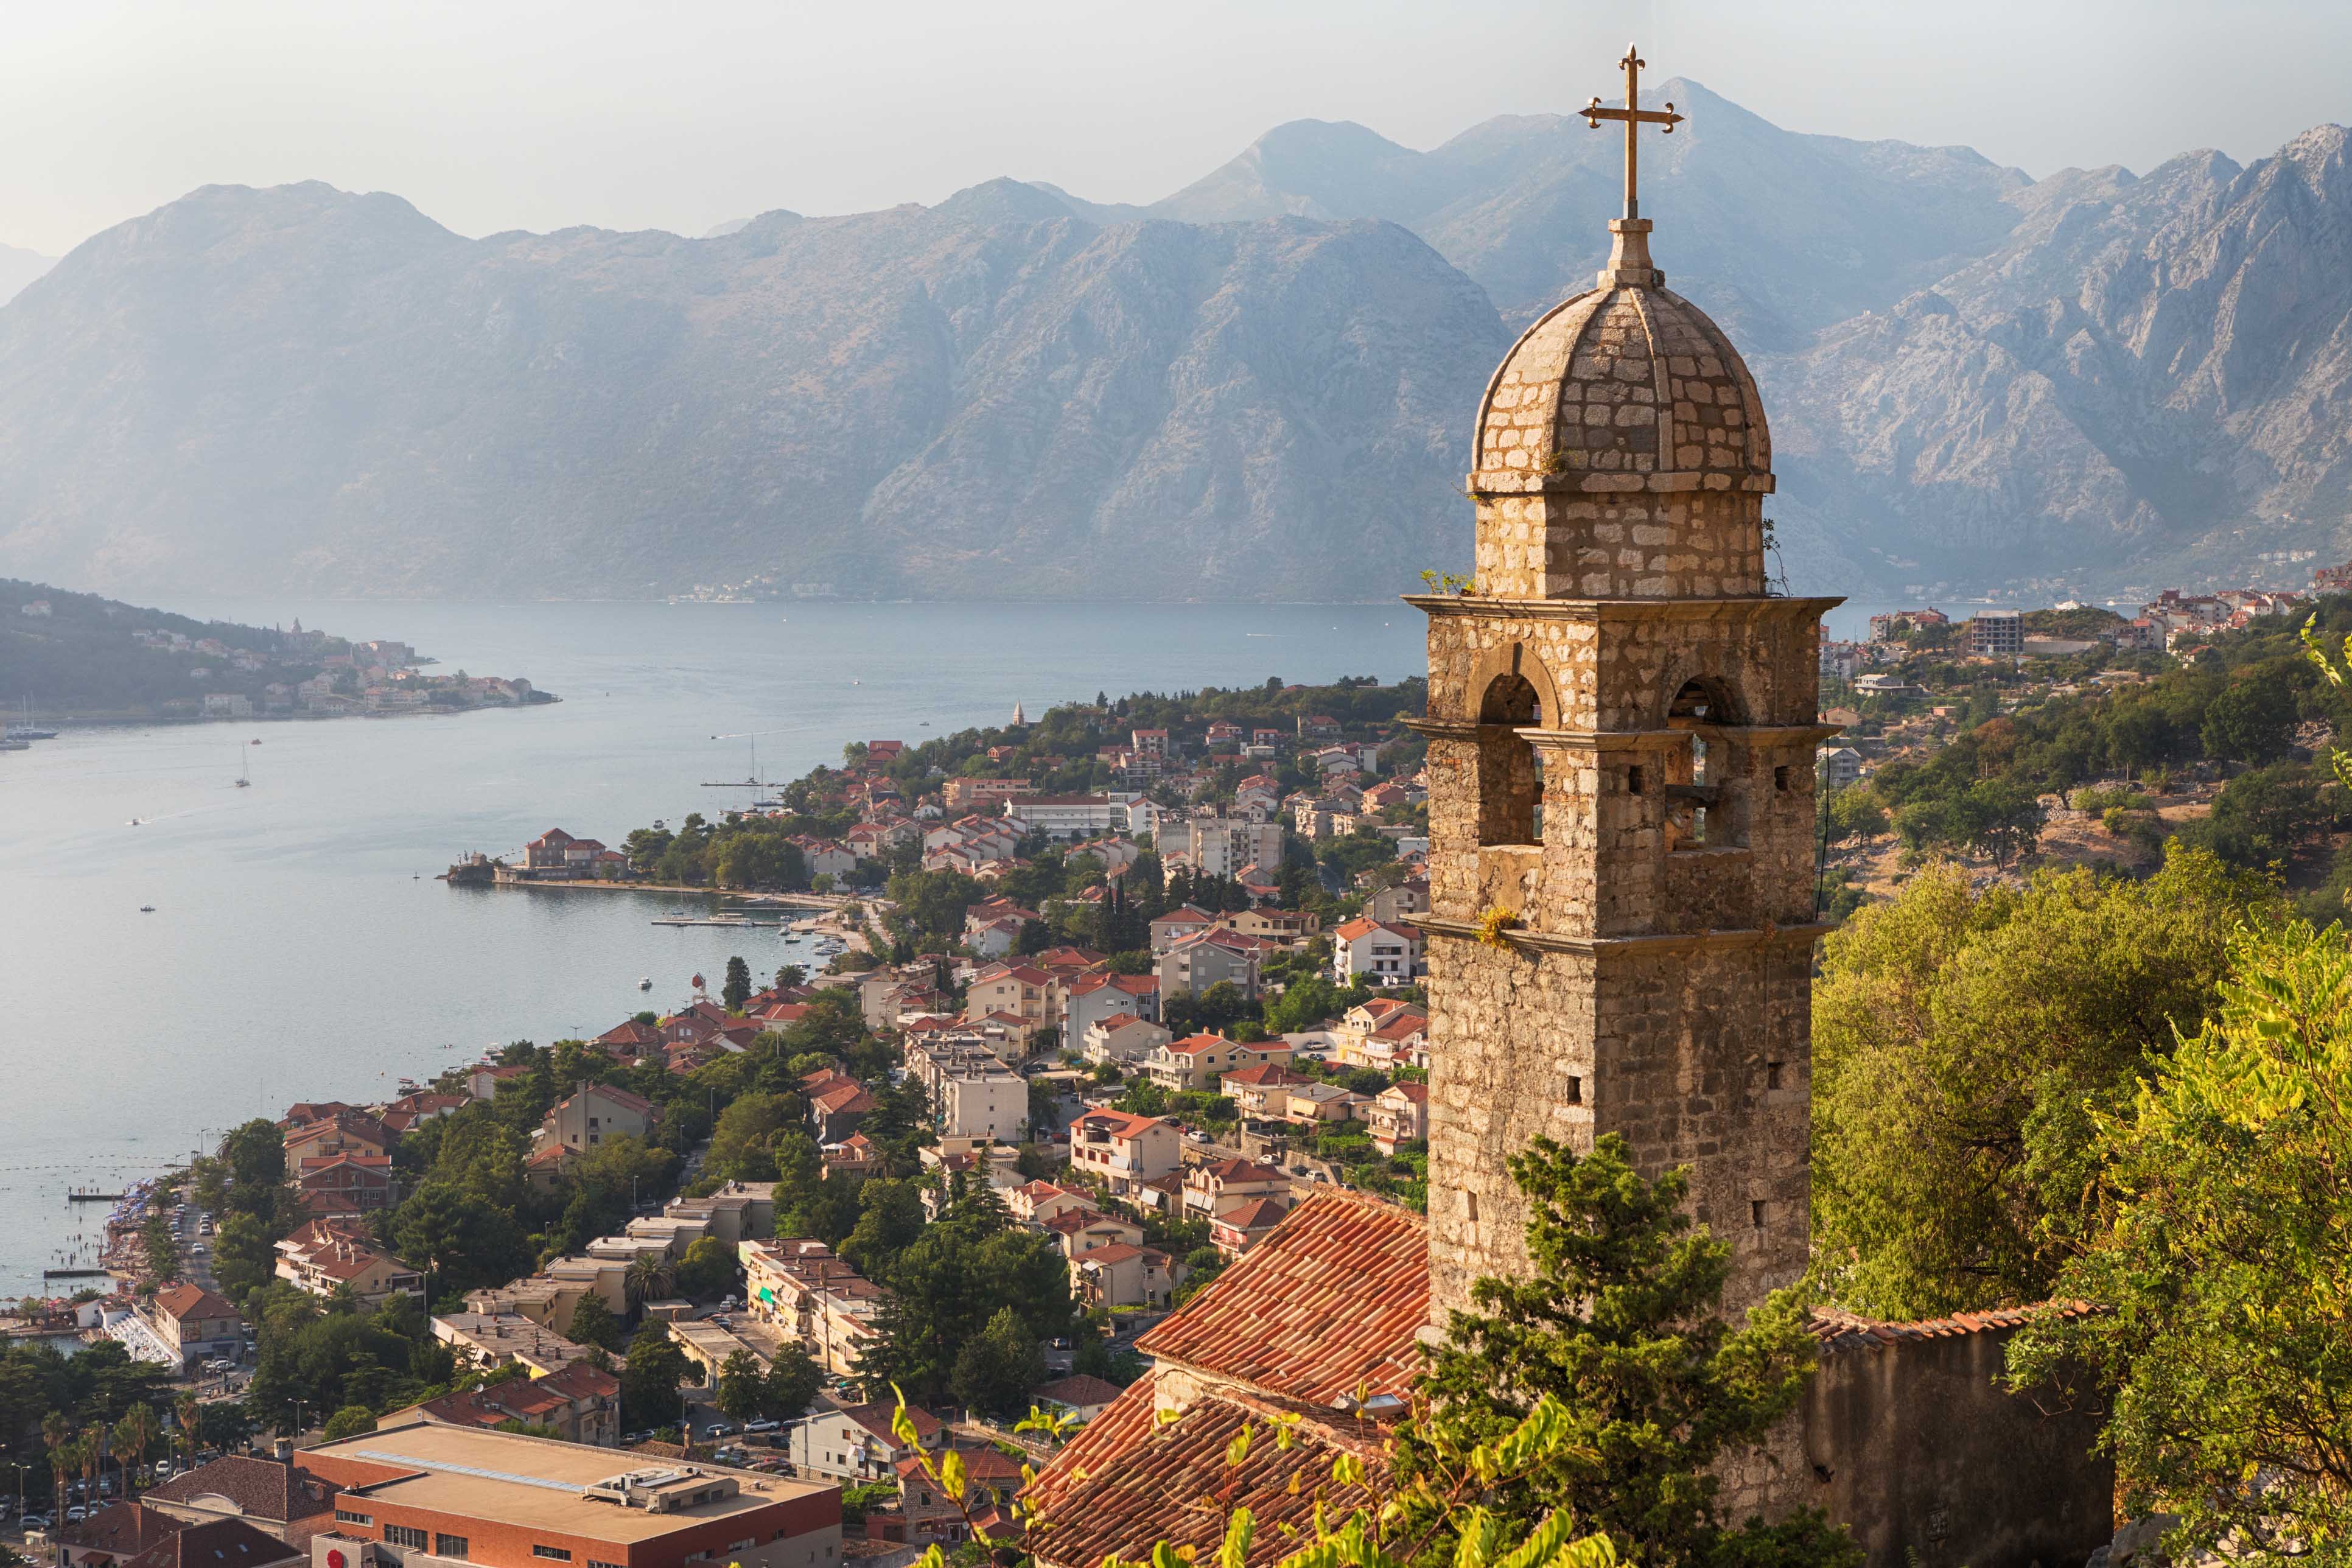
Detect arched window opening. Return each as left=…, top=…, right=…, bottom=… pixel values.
left=1477, top=672, right=1544, bottom=847
left=1664, top=678, right=1736, bottom=850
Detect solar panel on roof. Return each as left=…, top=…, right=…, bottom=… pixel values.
left=348, top=1449, right=581, bottom=1494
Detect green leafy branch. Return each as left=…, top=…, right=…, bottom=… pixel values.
left=1419, top=571, right=1475, bottom=596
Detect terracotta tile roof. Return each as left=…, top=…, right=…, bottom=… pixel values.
left=124, top=1517, right=301, bottom=1568
left=1807, top=1300, right=2100, bottom=1354
left=1221, top=1064, right=1312, bottom=1088
left=1074, top=1108, right=1164, bottom=1140
left=1026, top=1384, right=1382, bottom=1568
left=150, top=1282, right=240, bottom=1323
left=1137, top=1194, right=1426, bottom=1404
left=144, top=1455, right=335, bottom=1524
left=57, top=1499, right=183, bottom=1557
left=812, top=1080, right=877, bottom=1115
left=1164, top=1032, right=1236, bottom=1057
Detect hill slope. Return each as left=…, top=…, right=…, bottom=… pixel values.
left=1768, top=124, right=2352, bottom=599
left=0, top=182, right=1506, bottom=601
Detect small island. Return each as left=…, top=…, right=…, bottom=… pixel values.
left=1, top=578, right=555, bottom=724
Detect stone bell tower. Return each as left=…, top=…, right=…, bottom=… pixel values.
left=1412, top=46, right=1838, bottom=1321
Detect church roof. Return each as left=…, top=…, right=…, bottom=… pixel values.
left=1470, top=252, right=1772, bottom=494
left=1134, top=1192, right=1427, bottom=1404
left=1025, top=1380, right=1387, bottom=1568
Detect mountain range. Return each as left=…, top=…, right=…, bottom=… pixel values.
left=1, top=82, right=2347, bottom=604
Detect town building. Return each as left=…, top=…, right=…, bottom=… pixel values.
left=54, top=1499, right=190, bottom=1568
left=299, top=1421, right=840, bottom=1568
left=1067, top=1109, right=1181, bottom=1196
left=430, top=1312, right=590, bottom=1377
left=1080, top=1012, right=1170, bottom=1068
left=1068, top=1242, right=1176, bottom=1311
left=1207, top=1198, right=1291, bottom=1259
left=1965, top=609, right=2024, bottom=656
left=740, top=1239, right=884, bottom=1376
left=1029, top=1374, right=1125, bottom=1426
left=538, top=1082, right=659, bottom=1153
left=781, top=1403, right=948, bottom=1484
left=1155, top=928, right=1265, bottom=1002
left=1180, top=1159, right=1290, bottom=1220
left=387, top=1359, right=621, bottom=1446
left=1367, top=1082, right=1429, bottom=1155
left=1218, top=1063, right=1317, bottom=1120
left=1329, top=919, right=1421, bottom=985
left=937, top=1063, right=1027, bottom=1142
left=1141, top=1033, right=1293, bottom=1094
left=142, top=1453, right=340, bottom=1542
left=274, top=1220, right=425, bottom=1306
left=139, top=1284, right=243, bottom=1371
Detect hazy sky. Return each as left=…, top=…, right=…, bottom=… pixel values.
left=5, top=0, right=2349, bottom=257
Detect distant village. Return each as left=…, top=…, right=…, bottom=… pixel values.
left=3, top=580, right=551, bottom=726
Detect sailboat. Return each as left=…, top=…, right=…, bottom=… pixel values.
left=234, top=749, right=251, bottom=788
left=7, top=696, right=57, bottom=741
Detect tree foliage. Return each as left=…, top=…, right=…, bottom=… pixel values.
left=1811, top=847, right=2266, bottom=1317
left=2011, top=919, right=2352, bottom=1564
left=1405, top=1136, right=1846, bottom=1568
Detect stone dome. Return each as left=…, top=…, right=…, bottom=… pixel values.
left=1469, top=220, right=1773, bottom=496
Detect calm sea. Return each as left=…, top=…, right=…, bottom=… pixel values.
left=0, top=589, right=1888, bottom=1295
left=0, top=599, right=1439, bottom=1295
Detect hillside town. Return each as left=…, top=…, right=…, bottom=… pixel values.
left=2, top=678, right=1441, bottom=1561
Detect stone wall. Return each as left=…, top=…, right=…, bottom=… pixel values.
left=1799, top=1327, right=2115, bottom=1568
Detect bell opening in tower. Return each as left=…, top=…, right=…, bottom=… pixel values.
left=1475, top=672, right=1544, bottom=849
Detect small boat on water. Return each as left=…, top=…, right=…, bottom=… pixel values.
left=638, top=977, right=653, bottom=990
left=139, top=905, right=155, bottom=913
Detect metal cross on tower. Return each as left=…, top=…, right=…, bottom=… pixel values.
left=1582, top=43, right=1682, bottom=222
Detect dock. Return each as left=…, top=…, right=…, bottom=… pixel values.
left=43, top=1267, right=109, bottom=1279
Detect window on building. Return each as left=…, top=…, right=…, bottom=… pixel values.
left=1476, top=672, right=1544, bottom=847
left=1766, top=1061, right=1783, bottom=1090
left=1751, top=1200, right=1767, bottom=1230
left=334, top=1510, right=373, bottom=1526
left=590, top=1561, right=627, bottom=1568
left=533, top=1547, right=573, bottom=1561
left=385, top=1526, right=429, bottom=1550
left=1564, top=1075, right=1582, bottom=1105
left=1774, top=765, right=1791, bottom=792
left=436, top=1536, right=469, bottom=1559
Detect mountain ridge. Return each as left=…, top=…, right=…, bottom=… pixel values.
left=5, top=88, right=2352, bottom=604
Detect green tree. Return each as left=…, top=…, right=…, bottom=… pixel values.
left=1811, top=847, right=2263, bottom=1317
left=1405, top=1135, right=1849, bottom=1568
left=760, top=1345, right=822, bottom=1422
left=141, top=1211, right=178, bottom=1282
left=858, top=1226, right=1074, bottom=1403
left=707, top=1093, right=799, bottom=1184
left=210, top=1213, right=278, bottom=1304
left=841, top=1180, right=926, bottom=1278
left=948, top=1306, right=1046, bottom=1419
left=2199, top=663, right=2301, bottom=763
left=622, top=1326, right=690, bottom=1430
left=715, top=1349, right=765, bottom=1423
left=723, top=956, right=753, bottom=1012
left=674, top=1236, right=740, bottom=1303
left=321, top=1405, right=377, bottom=1441
left=2011, top=920, right=2352, bottom=1564
left=1823, top=786, right=1886, bottom=845
left=565, top=1294, right=623, bottom=1353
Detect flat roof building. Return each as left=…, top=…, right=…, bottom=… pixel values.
left=299, top=1422, right=840, bottom=1568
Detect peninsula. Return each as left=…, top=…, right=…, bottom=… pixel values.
left=1, top=578, right=554, bottom=724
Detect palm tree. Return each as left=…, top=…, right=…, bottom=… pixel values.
left=80, top=1422, right=105, bottom=1512
left=175, top=1393, right=202, bottom=1468
left=41, top=1412, right=70, bottom=1521
left=116, top=1405, right=156, bottom=1499
left=625, top=1255, right=675, bottom=1312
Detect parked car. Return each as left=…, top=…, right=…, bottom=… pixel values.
left=66, top=1507, right=87, bottom=1523
left=742, top=1418, right=781, bottom=1433
left=704, top=1422, right=739, bottom=1440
